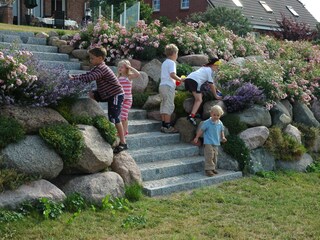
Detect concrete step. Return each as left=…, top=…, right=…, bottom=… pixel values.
left=0, top=34, right=23, bottom=44
left=26, top=37, right=47, bottom=45
left=0, top=30, right=34, bottom=43
left=101, top=107, right=147, bottom=121
left=143, top=170, right=243, bottom=197
left=39, top=60, right=81, bottom=70
left=126, top=131, right=180, bottom=150
left=0, top=41, right=58, bottom=53
left=32, top=51, right=70, bottom=61
left=129, top=143, right=199, bottom=164
left=128, top=119, right=162, bottom=134
left=68, top=70, right=88, bottom=75
left=139, top=156, right=204, bottom=181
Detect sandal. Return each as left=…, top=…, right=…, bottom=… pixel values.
left=113, top=143, right=128, bottom=154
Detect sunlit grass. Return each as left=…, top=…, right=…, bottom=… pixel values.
left=0, top=23, right=78, bottom=35
left=1, top=172, right=320, bottom=240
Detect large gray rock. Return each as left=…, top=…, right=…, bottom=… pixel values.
left=142, top=94, right=161, bottom=110
left=281, top=99, right=293, bottom=117
left=217, top=146, right=240, bottom=171
left=132, top=71, right=149, bottom=93
left=141, top=59, right=162, bottom=82
left=175, top=117, right=200, bottom=143
left=311, top=100, right=320, bottom=122
left=0, top=180, right=66, bottom=209
left=276, top=153, right=313, bottom=172
left=229, top=57, right=246, bottom=67
left=178, top=54, right=209, bottom=66
left=292, top=101, right=320, bottom=127
left=202, top=100, right=226, bottom=120
left=284, top=124, right=302, bottom=144
left=111, top=151, right=142, bottom=185
left=238, top=126, right=269, bottom=150
left=72, top=49, right=89, bottom=61
left=248, top=148, right=276, bottom=174
left=70, top=98, right=105, bottom=118
left=2, top=135, right=63, bottom=179
left=183, top=97, right=194, bottom=114
left=236, top=105, right=272, bottom=127
left=0, top=105, right=67, bottom=134
left=59, top=44, right=74, bottom=54
left=64, top=125, right=113, bottom=174
left=60, top=172, right=124, bottom=205
left=270, top=101, right=292, bottom=128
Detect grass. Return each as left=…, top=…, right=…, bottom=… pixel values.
left=0, top=23, right=77, bottom=35
left=1, top=172, right=320, bottom=240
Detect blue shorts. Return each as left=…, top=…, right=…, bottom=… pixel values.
left=107, top=94, right=124, bottom=124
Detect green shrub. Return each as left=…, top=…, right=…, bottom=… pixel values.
left=39, top=123, right=85, bottom=166
left=176, top=63, right=193, bottom=77
left=35, top=198, right=65, bottom=220
left=0, top=209, right=24, bottom=223
left=306, top=162, right=320, bottom=173
left=92, top=115, right=117, bottom=145
left=132, top=92, right=149, bottom=108
left=174, top=90, right=192, bottom=118
left=255, top=171, right=277, bottom=180
left=0, top=168, right=39, bottom=193
left=221, top=134, right=250, bottom=170
left=294, top=123, right=319, bottom=150
left=221, top=114, right=248, bottom=135
left=125, top=182, right=143, bottom=202
left=64, top=193, right=87, bottom=213
left=54, top=98, right=78, bottom=123
left=0, top=116, right=25, bottom=149
left=134, top=45, right=158, bottom=61
left=264, top=127, right=306, bottom=161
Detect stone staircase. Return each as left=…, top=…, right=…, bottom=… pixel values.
left=0, top=29, right=243, bottom=197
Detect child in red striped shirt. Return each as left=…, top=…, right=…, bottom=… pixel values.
left=117, top=60, right=140, bottom=136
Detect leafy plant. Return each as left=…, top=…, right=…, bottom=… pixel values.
left=0, top=209, right=24, bottom=223
left=39, top=123, right=85, bottom=166
left=132, top=92, right=149, bottom=108
left=101, top=195, right=131, bottom=215
left=35, top=198, right=64, bottom=220
left=294, top=123, right=319, bottom=151
left=255, top=171, right=277, bottom=180
left=264, top=127, right=306, bottom=161
left=221, top=114, right=247, bottom=135
left=176, top=63, right=193, bottom=77
left=221, top=134, right=250, bottom=170
left=125, top=182, right=143, bottom=202
left=92, top=115, right=117, bottom=145
left=0, top=115, right=25, bottom=149
left=121, top=215, right=147, bottom=229
left=306, top=162, right=320, bottom=173
left=0, top=168, right=39, bottom=193
left=64, top=193, right=87, bottom=213
left=174, top=90, right=191, bottom=118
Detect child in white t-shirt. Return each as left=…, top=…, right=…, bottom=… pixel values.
left=159, top=44, right=184, bottom=133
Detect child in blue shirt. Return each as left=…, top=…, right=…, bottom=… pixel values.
left=193, top=105, right=227, bottom=177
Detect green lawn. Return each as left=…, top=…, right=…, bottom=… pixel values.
left=1, top=172, right=320, bottom=240
left=0, top=23, right=77, bottom=35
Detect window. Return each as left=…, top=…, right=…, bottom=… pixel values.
left=181, top=0, right=189, bottom=9
left=259, top=1, right=273, bottom=13
left=287, top=6, right=299, bottom=17
left=152, top=0, right=160, bottom=12
left=232, top=0, right=243, bottom=7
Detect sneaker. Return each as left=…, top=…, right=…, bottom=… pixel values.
left=212, top=169, right=219, bottom=174
left=160, top=127, right=165, bottom=132
left=205, top=170, right=215, bottom=177
left=187, top=115, right=197, bottom=126
left=163, top=126, right=179, bottom=133
left=113, top=143, right=128, bottom=154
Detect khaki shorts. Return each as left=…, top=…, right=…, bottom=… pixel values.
left=204, top=144, right=218, bottom=170
left=159, top=85, right=175, bottom=115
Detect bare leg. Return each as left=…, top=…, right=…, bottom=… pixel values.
left=115, top=122, right=126, bottom=144
left=122, top=119, right=128, bottom=135
left=191, top=92, right=203, bottom=115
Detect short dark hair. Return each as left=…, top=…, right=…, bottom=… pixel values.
left=88, top=47, right=107, bottom=58
left=204, top=57, right=220, bottom=66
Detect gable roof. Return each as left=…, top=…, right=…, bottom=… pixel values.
left=208, top=0, right=319, bottom=30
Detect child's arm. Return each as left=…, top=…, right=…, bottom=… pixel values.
left=221, top=130, right=227, bottom=143
left=209, top=83, right=222, bottom=100
left=170, top=72, right=183, bottom=82
left=127, top=65, right=141, bottom=80
left=193, top=129, right=203, bottom=144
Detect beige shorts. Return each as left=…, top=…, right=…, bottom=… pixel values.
left=159, top=85, right=175, bottom=115
left=204, top=144, right=218, bottom=170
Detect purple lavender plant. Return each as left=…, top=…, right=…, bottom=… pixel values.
left=223, top=82, right=265, bottom=112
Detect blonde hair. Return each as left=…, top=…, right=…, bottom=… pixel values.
left=164, top=44, right=179, bottom=57
left=210, top=105, right=224, bottom=116
left=117, top=59, right=132, bottom=77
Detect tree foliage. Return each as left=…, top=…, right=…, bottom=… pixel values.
left=274, top=13, right=317, bottom=41
left=187, top=6, right=252, bottom=36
